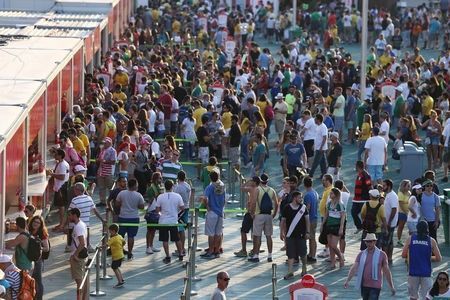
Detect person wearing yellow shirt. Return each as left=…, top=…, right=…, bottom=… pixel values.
left=113, top=68, right=129, bottom=89
left=74, top=125, right=91, bottom=163
left=68, top=128, right=86, bottom=158
left=107, top=224, right=125, bottom=288
left=361, top=190, right=387, bottom=238
left=112, top=84, right=127, bottom=102
left=357, top=114, right=372, bottom=160
left=192, top=100, right=207, bottom=131
left=379, top=51, right=393, bottom=67
left=421, top=91, right=434, bottom=121
left=317, top=174, right=333, bottom=258
left=221, top=105, right=233, bottom=159
left=396, top=180, right=411, bottom=247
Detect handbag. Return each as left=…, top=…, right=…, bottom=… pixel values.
left=78, top=247, right=88, bottom=259
left=144, top=210, right=160, bottom=223
left=318, top=222, right=328, bottom=245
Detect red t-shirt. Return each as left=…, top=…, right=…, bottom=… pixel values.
left=159, top=93, right=172, bottom=120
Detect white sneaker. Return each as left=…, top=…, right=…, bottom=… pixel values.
left=146, top=247, right=154, bottom=254
left=317, top=248, right=329, bottom=258
left=152, top=247, right=161, bottom=252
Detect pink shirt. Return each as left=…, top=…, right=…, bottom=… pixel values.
left=356, top=249, right=388, bottom=289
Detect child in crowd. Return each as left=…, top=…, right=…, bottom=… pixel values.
left=107, top=223, right=125, bottom=288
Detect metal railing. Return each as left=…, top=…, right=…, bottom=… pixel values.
left=227, top=166, right=247, bottom=217
left=272, top=263, right=279, bottom=300
left=180, top=207, right=200, bottom=300
left=78, top=234, right=107, bottom=299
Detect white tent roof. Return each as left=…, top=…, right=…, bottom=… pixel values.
left=2, top=36, right=83, bottom=52
left=0, top=48, right=73, bottom=82
left=0, top=106, right=26, bottom=151
left=0, top=80, right=46, bottom=106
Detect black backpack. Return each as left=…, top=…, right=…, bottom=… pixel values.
left=410, top=96, right=422, bottom=116
left=362, top=203, right=382, bottom=233
left=259, top=187, right=273, bottom=215
left=41, top=239, right=50, bottom=260
left=22, top=233, right=42, bottom=262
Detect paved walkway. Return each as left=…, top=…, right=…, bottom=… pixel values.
left=42, top=135, right=450, bottom=299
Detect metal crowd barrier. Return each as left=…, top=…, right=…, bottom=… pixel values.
left=180, top=207, right=200, bottom=300
left=272, top=264, right=279, bottom=300
left=78, top=234, right=107, bottom=299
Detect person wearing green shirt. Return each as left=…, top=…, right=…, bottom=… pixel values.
left=285, top=85, right=296, bottom=120
left=393, top=87, right=406, bottom=128
left=281, top=66, right=291, bottom=92
left=191, top=78, right=203, bottom=98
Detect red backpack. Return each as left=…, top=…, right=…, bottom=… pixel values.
left=264, top=104, right=274, bottom=120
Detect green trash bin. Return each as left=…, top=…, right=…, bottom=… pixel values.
left=443, top=189, right=450, bottom=245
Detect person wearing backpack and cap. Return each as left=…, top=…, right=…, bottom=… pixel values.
left=344, top=233, right=396, bottom=299
left=248, top=173, right=278, bottom=263
left=360, top=189, right=387, bottom=250
left=402, top=220, right=442, bottom=300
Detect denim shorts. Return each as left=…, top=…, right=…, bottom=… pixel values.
left=367, top=164, right=383, bottom=181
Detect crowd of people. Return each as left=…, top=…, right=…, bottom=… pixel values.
left=0, top=0, right=449, bottom=299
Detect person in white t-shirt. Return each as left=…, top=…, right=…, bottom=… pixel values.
left=211, top=271, right=229, bottom=300
left=332, top=87, right=346, bottom=140
left=49, top=148, right=70, bottom=231
left=382, top=179, right=399, bottom=265
left=442, top=115, right=450, bottom=182
left=364, top=127, right=387, bottom=184
left=68, top=207, right=88, bottom=298
left=308, top=114, right=328, bottom=178
left=156, top=179, right=185, bottom=264
left=300, top=110, right=317, bottom=166
left=379, top=112, right=390, bottom=145
left=334, top=180, right=350, bottom=259
left=170, top=98, right=179, bottom=136
left=147, top=102, right=157, bottom=137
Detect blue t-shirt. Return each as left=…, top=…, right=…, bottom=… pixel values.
left=420, top=192, right=440, bottom=222
left=324, top=116, right=334, bottom=130
left=284, top=143, right=305, bottom=167
left=303, top=189, right=319, bottom=222
left=204, top=183, right=225, bottom=216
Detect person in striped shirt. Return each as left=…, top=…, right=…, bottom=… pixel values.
left=0, top=254, right=20, bottom=300
left=159, top=148, right=183, bottom=182
left=66, top=183, right=105, bottom=252
left=96, top=137, right=117, bottom=207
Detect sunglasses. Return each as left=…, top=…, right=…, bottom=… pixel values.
left=425, top=185, right=433, bottom=187
left=173, top=153, right=180, bottom=156
left=221, top=277, right=230, bottom=282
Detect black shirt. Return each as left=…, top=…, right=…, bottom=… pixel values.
left=282, top=203, right=309, bottom=238
left=196, top=126, right=210, bottom=147
left=229, top=123, right=242, bottom=147
left=327, top=142, right=343, bottom=167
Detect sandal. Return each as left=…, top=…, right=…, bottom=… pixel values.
left=325, top=265, right=336, bottom=271
left=283, top=273, right=294, bottom=280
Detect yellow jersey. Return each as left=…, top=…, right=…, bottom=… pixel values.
left=193, top=107, right=207, bottom=131
left=107, top=234, right=125, bottom=261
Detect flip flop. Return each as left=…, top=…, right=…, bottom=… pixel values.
left=283, top=273, right=294, bottom=280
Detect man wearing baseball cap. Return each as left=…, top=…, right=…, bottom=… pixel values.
left=360, top=189, right=387, bottom=250
left=344, top=233, right=396, bottom=298
left=96, top=137, right=117, bottom=207
left=248, top=173, right=278, bottom=263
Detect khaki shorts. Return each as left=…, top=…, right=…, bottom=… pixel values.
left=309, top=221, right=317, bottom=240
left=274, top=119, right=286, bottom=135
left=408, top=276, right=432, bottom=300
left=229, top=147, right=240, bottom=166
left=252, top=214, right=273, bottom=237
left=70, top=255, right=86, bottom=281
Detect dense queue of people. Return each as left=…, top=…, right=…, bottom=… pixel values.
left=1, top=0, right=449, bottom=299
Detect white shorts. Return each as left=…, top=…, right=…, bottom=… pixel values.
left=198, top=147, right=209, bottom=164
left=408, top=276, right=432, bottom=300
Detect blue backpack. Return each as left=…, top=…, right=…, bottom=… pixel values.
left=259, top=187, right=273, bottom=215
